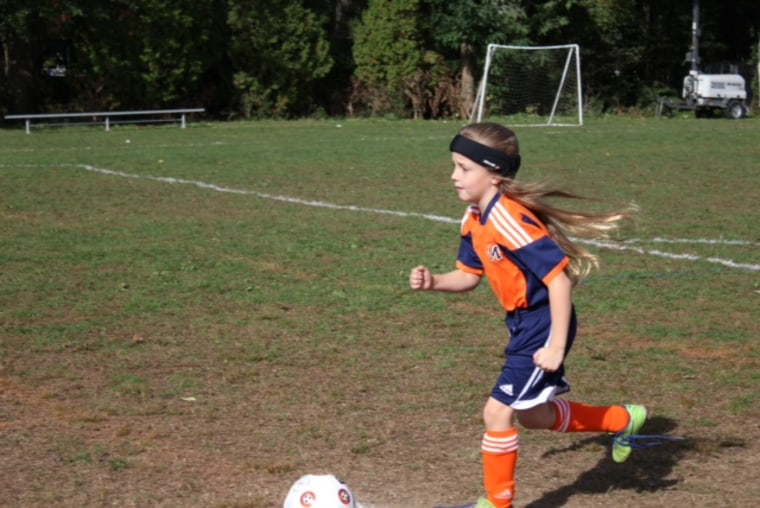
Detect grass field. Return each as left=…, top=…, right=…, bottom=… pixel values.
left=1, top=116, right=758, bottom=507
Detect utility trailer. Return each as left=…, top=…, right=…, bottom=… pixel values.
left=658, top=0, right=750, bottom=119
left=682, top=71, right=748, bottom=118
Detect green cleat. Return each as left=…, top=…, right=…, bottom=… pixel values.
left=612, top=404, right=647, bottom=463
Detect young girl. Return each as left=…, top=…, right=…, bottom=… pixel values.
left=409, top=122, right=646, bottom=508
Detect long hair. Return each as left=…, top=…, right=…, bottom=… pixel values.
left=458, top=122, right=638, bottom=285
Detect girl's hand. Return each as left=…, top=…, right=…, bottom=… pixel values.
left=409, top=266, right=433, bottom=290
left=533, top=346, right=564, bottom=373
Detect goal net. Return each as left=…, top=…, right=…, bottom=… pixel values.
left=471, top=44, right=583, bottom=126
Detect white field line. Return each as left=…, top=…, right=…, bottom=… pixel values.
left=76, top=163, right=461, bottom=225
left=625, top=237, right=758, bottom=247
left=3, top=162, right=759, bottom=272
left=580, top=238, right=760, bottom=272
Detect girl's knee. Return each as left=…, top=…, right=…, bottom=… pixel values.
left=483, top=397, right=515, bottom=430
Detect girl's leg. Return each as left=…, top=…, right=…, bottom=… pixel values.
left=516, top=399, right=646, bottom=463
left=516, top=399, right=630, bottom=432
left=515, top=401, right=555, bottom=430
left=548, top=399, right=630, bottom=433
left=549, top=399, right=647, bottom=463
left=481, top=397, right=518, bottom=508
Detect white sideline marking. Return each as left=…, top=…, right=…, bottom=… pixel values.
left=581, top=238, right=760, bottom=272
left=75, top=163, right=461, bottom=225
left=2, top=162, right=759, bottom=272
left=627, top=237, right=758, bottom=247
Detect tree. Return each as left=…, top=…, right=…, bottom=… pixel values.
left=66, top=0, right=227, bottom=110
left=0, top=0, right=230, bottom=113
left=308, top=0, right=369, bottom=116
left=228, top=0, right=333, bottom=118
left=425, top=0, right=528, bottom=118
left=0, top=1, right=65, bottom=113
left=352, top=0, right=427, bottom=117
left=134, top=0, right=228, bottom=107
left=526, top=0, right=760, bottom=111
left=3, top=0, right=757, bottom=118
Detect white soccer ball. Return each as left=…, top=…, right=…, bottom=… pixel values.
left=283, top=474, right=356, bottom=508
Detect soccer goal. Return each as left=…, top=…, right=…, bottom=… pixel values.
left=471, top=44, right=583, bottom=126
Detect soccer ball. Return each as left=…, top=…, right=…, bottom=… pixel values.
left=283, top=474, right=356, bottom=508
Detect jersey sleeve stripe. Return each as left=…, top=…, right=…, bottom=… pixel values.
left=499, top=205, right=534, bottom=245
left=491, top=218, right=524, bottom=249
left=491, top=203, right=533, bottom=249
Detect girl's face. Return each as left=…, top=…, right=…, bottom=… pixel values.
left=451, top=152, right=500, bottom=208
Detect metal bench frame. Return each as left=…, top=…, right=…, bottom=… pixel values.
left=4, top=108, right=205, bottom=134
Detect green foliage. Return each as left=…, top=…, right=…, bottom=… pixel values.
left=1, top=1, right=759, bottom=118
left=352, top=0, right=530, bottom=118
left=352, top=0, right=425, bottom=117
left=529, top=1, right=697, bottom=111
left=0, top=1, right=35, bottom=43
left=423, top=0, right=529, bottom=117
left=228, top=0, right=333, bottom=118
left=0, top=1, right=68, bottom=112
left=65, top=0, right=226, bottom=110
left=135, top=1, right=207, bottom=105
left=426, top=0, right=528, bottom=49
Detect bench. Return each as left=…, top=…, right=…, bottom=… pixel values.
left=4, top=108, right=205, bottom=134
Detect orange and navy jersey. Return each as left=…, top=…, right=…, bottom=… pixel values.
left=456, top=193, right=569, bottom=312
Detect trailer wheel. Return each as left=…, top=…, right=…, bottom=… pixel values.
left=725, top=101, right=747, bottom=119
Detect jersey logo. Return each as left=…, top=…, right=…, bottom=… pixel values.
left=487, top=243, right=503, bottom=262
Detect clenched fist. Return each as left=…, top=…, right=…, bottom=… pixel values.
left=409, top=265, right=433, bottom=290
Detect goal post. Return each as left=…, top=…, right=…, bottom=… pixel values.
left=471, top=44, right=583, bottom=126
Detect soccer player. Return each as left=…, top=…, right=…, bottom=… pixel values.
left=409, top=122, right=646, bottom=508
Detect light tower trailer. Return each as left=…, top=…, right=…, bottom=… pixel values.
left=670, top=0, right=751, bottom=119
left=682, top=71, right=749, bottom=119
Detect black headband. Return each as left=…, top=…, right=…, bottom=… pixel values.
left=449, top=134, right=521, bottom=177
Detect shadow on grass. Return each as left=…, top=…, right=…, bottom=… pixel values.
left=523, top=415, right=737, bottom=508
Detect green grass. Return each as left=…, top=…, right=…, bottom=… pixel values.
left=1, top=116, right=759, bottom=507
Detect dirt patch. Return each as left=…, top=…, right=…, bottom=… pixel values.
left=2, top=340, right=759, bottom=508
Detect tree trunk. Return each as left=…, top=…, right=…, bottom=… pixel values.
left=459, top=42, right=476, bottom=120
left=3, top=41, right=9, bottom=77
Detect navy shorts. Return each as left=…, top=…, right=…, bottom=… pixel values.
left=490, top=305, right=577, bottom=410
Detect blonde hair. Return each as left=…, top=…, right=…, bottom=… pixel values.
left=459, top=122, right=638, bottom=285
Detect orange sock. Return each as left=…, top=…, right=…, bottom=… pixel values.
left=550, top=399, right=629, bottom=433
left=482, top=429, right=518, bottom=508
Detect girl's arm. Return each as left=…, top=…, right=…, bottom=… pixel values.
left=533, top=271, right=573, bottom=372
left=409, top=265, right=481, bottom=293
